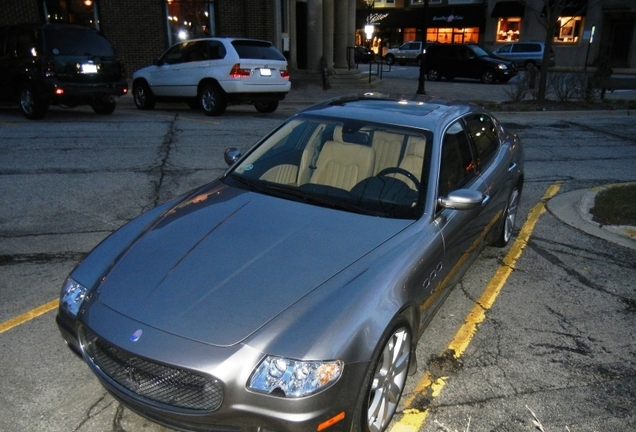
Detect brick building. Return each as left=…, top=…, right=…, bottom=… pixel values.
left=0, top=0, right=283, bottom=78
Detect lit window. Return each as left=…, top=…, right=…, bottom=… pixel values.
left=496, top=18, right=521, bottom=42
left=165, top=0, right=216, bottom=45
left=554, top=16, right=582, bottom=43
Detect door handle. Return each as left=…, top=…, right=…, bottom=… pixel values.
left=508, top=162, right=517, bottom=172
left=481, top=194, right=491, bottom=206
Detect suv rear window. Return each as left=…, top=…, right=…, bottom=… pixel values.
left=43, top=27, right=115, bottom=57
left=232, top=40, right=285, bottom=61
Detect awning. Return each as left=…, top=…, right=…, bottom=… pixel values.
left=491, top=1, right=525, bottom=18
left=357, top=5, right=487, bottom=29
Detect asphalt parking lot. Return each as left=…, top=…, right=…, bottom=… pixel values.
left=1, top=71, right=635, bottom=432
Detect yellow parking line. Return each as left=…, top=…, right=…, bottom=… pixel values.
left=0, top=299, right=58, bottom=335
left=392, top=181, right=562, bottom=432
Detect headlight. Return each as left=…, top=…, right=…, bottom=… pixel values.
left=60, top=278, right=89, bottom=318
left=498, top=64, right=508, bottom=70
left=248, top=356, right=343, bottom=398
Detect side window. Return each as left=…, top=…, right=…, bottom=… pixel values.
left=438, top=121, right=477, bottom=197
left=160, top=43, right=187, bottom=65
left=16, top=30, right=37, bottom=58
left=205, top=41, right=226, bottom=60
left=497, top=44, right=512, bottom=54
left=464, top=114, right=499, bottom=171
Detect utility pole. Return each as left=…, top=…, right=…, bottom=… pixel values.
left=416, top=0, right=429, bottom=94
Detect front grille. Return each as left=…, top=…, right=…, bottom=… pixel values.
left=80, top=327, right=223, bottom=411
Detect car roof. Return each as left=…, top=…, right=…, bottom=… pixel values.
left=297, top=93, right=483, bottom=132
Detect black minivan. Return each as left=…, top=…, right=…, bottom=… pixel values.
left=0, top=23, right=128, bottom=119
left=425, top=43, right=518, bottom=84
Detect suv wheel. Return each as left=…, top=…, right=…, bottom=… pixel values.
left=426, top=68, right=441, bottom=81
left=19, top=85, right=49, bottom=120
left=133, top=81, right=156, bottom=110
left=254, top=101, right=279, bottom=113
left=385, top=55, right=395, bottom=66
left=199, top=83, right=227, bottom=116
left=91, top=100, right=117, bottom=115
left=480, top=70, right=495, bottom=84
left=524, top=60, right=537, bottom=70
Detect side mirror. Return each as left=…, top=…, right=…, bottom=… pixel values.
left=224, top=148, right=242, bottom=166
left=438, top=189, right=485, bottom=210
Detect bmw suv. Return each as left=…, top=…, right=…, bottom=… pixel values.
left=0, top=23, right=128, bottom=120
left=132, top=38, right=291, bottom=116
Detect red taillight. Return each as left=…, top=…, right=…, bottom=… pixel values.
left=280, top=67, right=290, bottom=79
left=229, top=63, right=251, bottom=78
left=54, top=88, right=64, bottom=95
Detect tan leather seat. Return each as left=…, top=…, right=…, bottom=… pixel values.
left=260, top=164, right=299, bottom=184
left=397, top=136, right=426, bottom=190
left=310, top=126, right=376, bottom=191
left=371, top=130, right=404, bottom=176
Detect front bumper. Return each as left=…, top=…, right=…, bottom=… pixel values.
left=57, top=304, right=367, bottom=432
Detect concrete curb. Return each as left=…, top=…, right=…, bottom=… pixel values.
left=546, top=184, right=636, bottom=251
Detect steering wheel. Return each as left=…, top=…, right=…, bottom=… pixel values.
left=376, top=167, right=421, bottom=190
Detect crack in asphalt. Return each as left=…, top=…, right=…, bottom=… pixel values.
left=150, top=114, right=180, bottom=208
left=0, top=252, right=86, bottom=266
left=73, top=392, right=114, bottom=432
left=527, top=240, right=636, bottom=310
left=566, top=120, right=636, bottom=145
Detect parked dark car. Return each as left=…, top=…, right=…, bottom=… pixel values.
left=57, top=93, right=523, bottom=432
left=353, top=45, right=374, bottom=63
left=425, top=43, right=518, bottom=84
left=0, top=23, right=128, bottom=119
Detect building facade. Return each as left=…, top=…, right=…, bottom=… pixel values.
left=355, top=0, right=636, bottom=68
left=1, top=0, right=633, bottom=78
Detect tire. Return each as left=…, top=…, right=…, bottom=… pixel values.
left=133, top=81, right=156, bottom=110
left=524, top=60, right=536, bottom=70
left=91, top=100, right=116, bottom=115
left=353, top=316, right=412, bottom=432
left=254, top=101, right=279, bottom=113
left=426, top=68, right=441, bottom=81
left=385, top=55, right=395, bottom=66
left=19, top=84, right=49, bottom=120
left=199, top=83, right=226, bottom=116
left=480, top=70, right=495, bottom=84
left=492, top=185, right=521, bottom=247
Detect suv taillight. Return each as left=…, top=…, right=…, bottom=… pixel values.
left=229, top=64, right=251, bottom=78
left=280, top=67, right=290, bottom=79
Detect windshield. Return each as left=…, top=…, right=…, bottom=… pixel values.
left=224, top=116, right=433, bottom=220
left=43, top=27, right=116, bottom=57
left=468, top=44, right=493, bottom=58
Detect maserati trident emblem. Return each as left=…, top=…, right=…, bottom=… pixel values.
left=130, top=329, right=143, bottom=342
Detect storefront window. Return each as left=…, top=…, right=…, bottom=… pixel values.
left=428, top=27, right=479, bottom=44
left=42, top=0, right=99, bottom=29
left=554, top=16, right=582, bottom=43
left=496, top=17, right=520, bottom=42
left=166, top=0, right=216, bottom=46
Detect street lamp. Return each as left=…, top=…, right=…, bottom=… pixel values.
left=416, top=0, right=429, bottom=95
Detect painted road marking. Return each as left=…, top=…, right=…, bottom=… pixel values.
left=0, top=300, right=58, bottom=334
left=391, top=182, right=562, bottom=432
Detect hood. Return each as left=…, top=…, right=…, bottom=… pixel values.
left=95, top=182, right=410, bottom=347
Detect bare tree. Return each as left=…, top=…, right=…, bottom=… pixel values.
left=523, top=0, right=596, bottom=101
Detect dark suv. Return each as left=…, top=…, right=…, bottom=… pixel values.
left=425, top=43, right=517, bottom=84
left=0, top=23, right=128, bottom=119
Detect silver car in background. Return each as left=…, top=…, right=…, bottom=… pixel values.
left=57, top=94, right=524, bottom=432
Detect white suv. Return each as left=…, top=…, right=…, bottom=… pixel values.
left=132, top=38, right=291, bottom=116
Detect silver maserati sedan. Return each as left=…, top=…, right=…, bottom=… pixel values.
left=57, top=93, right=524, bottom=432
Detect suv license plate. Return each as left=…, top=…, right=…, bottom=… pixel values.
left=260, top=68, right=272, bottom=76
left=81, top=64, right=98, bottom=74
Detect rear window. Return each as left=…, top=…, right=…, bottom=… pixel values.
left=232, top=40, right=285, bottom=61
left=513, top=43, right=541, bottom=52
left=43, top=27, right=115, bottom=57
